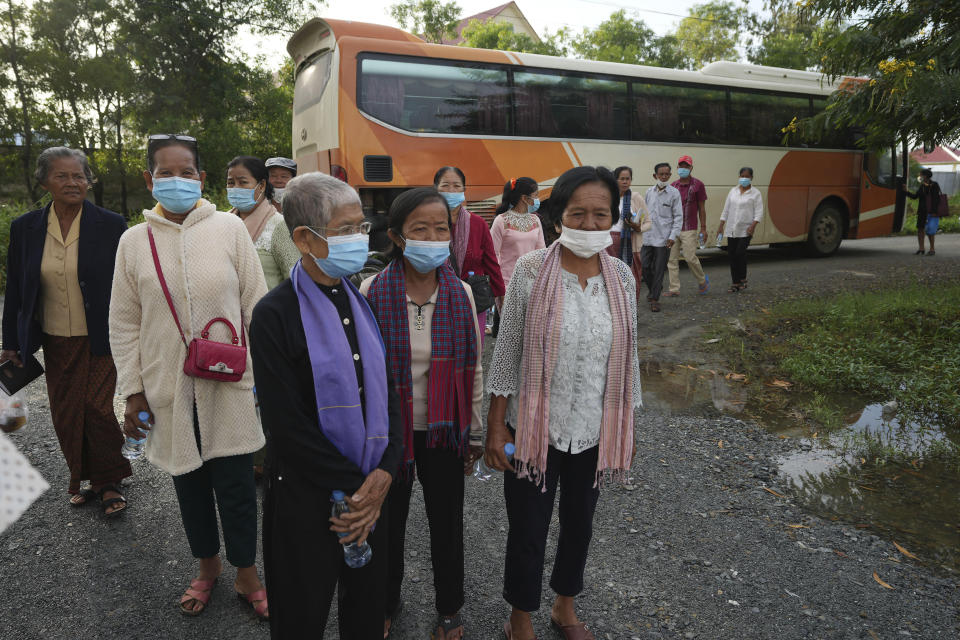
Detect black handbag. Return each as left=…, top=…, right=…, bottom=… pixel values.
left=465, top=273, right=495, bottom=313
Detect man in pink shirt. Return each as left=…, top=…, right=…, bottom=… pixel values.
left=666, top=155, right=710, bottom=296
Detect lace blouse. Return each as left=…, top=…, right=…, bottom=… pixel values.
left=254, top=213, right=301, bottom=289
left=487, top=249, right=643, bottom=454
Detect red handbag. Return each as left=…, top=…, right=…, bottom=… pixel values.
left=148, top=226, right=247, bottom=382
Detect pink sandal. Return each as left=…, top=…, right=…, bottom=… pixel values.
left=179, top=577, right=217, bottom=616
left=237, top=588, right=269, bottom=621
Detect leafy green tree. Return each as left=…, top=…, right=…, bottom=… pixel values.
left=789, top=0, right=960, bottom=151
left=571, top=10, right=657, bottom=65
left=673, top=0, right=745, bottom=69
left=460, top=17, right=569, bottom=57
left=0, top=0, right=40, bottom=201
left=746, top=0, right=840, bottom=70
left=390, top=0, right=461, bottom=44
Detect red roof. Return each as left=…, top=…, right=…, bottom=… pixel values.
left=440, top=2, right=517, bottom=45
left=911, top=146, right=960, bottom=164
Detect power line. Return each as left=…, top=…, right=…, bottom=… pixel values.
left=576, top=0, right=738, bottom=25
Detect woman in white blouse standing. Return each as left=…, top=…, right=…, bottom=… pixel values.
left=717, top=167, right=763, bottom=293
left=486, top=166, right=641, bottom=640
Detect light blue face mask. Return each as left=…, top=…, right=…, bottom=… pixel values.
left=528, top=197, right=540, bottom=213
left=152, top=177, right=202, bottom=214
left=678, top=168, right=691, bottom=179
left=227, top=187, right=259, bottom=212
left=739, top=177, right=752, bottom=188
left=309, top=230, right=369, bottom=278
left=440, top=191, right=465, bottom=209
left=403, top=239, right=450, bottom=273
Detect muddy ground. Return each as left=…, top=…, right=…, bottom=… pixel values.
left=1, top=235, right=958, bottom=639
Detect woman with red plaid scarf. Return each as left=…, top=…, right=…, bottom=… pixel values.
left=360, top=187, right=484, bottom=640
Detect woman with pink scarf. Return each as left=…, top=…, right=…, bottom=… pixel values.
left=486, top=166, right=642, bottom=640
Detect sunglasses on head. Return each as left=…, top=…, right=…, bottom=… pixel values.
left=148, top=134, right=197, bottom=144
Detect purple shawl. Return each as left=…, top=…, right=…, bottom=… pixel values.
left=292, top=262, right=389, bottom=475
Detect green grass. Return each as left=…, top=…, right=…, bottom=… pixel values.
left=773, top=284, right=960, bottom=429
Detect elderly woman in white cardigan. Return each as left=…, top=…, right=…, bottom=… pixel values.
left=109, top=135, right=269, bottom=621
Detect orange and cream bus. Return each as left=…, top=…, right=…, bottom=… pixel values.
left=286, top=17, right=904, bottom=255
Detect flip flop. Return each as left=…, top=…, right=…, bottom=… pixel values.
left=237, top=588, right=269, bottom=621
left=432, top=612, right=464, bottom=639
left=70, top=487, right=97, bottom=506
left=179, top=577, right=217, bottom=616
left=550, top=617, right=596, bottom=640
left=503, top=620, right=538, bottom=640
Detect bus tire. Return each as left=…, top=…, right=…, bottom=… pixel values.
left=806, top=204, right=844, bottom=257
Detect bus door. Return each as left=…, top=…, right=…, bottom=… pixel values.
left=859, top=147, right=900, bottom=237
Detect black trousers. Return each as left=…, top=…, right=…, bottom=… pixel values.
left=171, top=452, right=257, bottom=567
left=503, top=444, right=600, bottom=612
left=263, top=468, right=389, bottom=640
left=727, top=236, right=751, bottom=284
left=640, top=245, right=670, bottom=301
left=386, top=431, right=465, bottom=617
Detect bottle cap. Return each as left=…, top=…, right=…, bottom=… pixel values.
left=468, top=271, right=475, bottom=276
left=504, top=443, right=516, bottom=456
left=332, top=490, right=345, bottom=501
left=137, top=411, right=150, bottom=421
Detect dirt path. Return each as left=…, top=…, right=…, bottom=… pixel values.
left=1, top=235, right=958, bottom=639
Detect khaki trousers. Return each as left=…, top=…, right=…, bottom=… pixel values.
left=667, top=229, right=706, bottom=292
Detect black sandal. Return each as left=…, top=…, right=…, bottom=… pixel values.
left=432, top=612, right=464, bottom=640
left=70, top=487, right=97, bottom=506
left=96, top=484, right=127, bottom=517
left=727, top=284, right=740, bottom=293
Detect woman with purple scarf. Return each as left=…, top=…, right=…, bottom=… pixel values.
left=486, top=166, right=642, bottom=640
left=360, top=187, right=484, bottom=640
left=249, top=172, right=404, bottom=639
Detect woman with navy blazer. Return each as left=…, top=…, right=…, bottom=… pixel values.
left=1, top=147, right=131, bottom=516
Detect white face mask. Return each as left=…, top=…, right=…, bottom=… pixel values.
left=558, top=225, right=612, bottom=258
left=272, top=188, right=285, bottom=203
left=656, top=179, right=670, bottom=189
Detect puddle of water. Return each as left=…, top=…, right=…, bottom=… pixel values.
left=641, top=362, right=960, bottom=572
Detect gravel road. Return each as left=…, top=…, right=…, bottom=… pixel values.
left=1, top=235, right=958, bottom=639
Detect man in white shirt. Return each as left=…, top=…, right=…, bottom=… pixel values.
left=641, top=163, right=683, bottom=312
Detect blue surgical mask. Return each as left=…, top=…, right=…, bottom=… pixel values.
left=403, top=239, right=450, bottom=273
left=227, top=187, right=259, bottom=212
left=309, top=230, right=369, bottom=278
left=151, top=177, right=202, bottom=214
left=529, top=197, right=540, bottom=213
left=678, top=168, right=691, bottom=178
left=440, top=191, right=465, bottom=209
left=739, top=177, right=752, bottom=188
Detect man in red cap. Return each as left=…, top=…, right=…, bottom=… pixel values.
left=666, top=155, right=709, bottom=296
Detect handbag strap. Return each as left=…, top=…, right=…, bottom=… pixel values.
left=148, top=226, right=187, bottom=347
left=147, top=225, right=246, bottom=348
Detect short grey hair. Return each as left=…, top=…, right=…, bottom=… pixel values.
left=35, top=147, right=95, bottom=186
left=282, top=171, right=361, bottom=234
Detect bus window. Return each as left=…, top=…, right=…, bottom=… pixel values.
left=729, top=90, right=810, bottom=147
left=632, top=83, right=727, bottom=144
left=865, top=147, right=896, bottom=187
left=294, top=51, right=333, bottom=115
left=358, top=56, right=510, bottom=135
left=513, top=71, right=628, bottom=140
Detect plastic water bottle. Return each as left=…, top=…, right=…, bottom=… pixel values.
left=121, top=411, right=151, bottom=460
left=715, top=232, right=724, bottom=247
left=698, top=232, right=706, bottom=250
left=473, top=442, right=516, bottom=481
left=331, top=490, right=373, bottom=568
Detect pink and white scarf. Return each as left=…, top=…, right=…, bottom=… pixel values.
left=514, top=242, right=635, bottom=488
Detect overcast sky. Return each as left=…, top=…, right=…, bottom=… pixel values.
left=247, top=0, right=769, bottom=67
